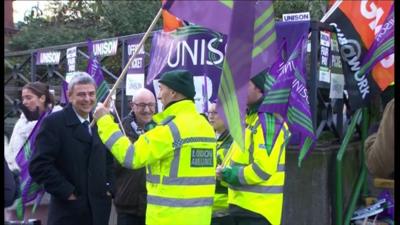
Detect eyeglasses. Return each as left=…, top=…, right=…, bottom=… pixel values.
left=207, top=111, right=218, bottom=116
left=134, top=103, right=156, bottom=109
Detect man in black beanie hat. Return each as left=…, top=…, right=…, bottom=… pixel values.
left=250, top=71, right=267, bottom=94
left=157, top=70, right=196, bottom=109
left=93, top=69, right=217, bottom=225
left=159, top=70, right=196, bottom=99
left=217, top=69, right=288, bottom=225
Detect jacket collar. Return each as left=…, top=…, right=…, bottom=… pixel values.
left=64, top=103, right=93, bottom=126
left=152, top=100, right=196, bottom=123
left=217, top=129, right=230, bottom=142
left=247, top=97, right=263, bottom=115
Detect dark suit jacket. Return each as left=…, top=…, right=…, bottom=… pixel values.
left=112, top=113, right=147, bottom=216
left=29, top=104, right=115, bottom=225
left=4, top=158, right=17, bottom=207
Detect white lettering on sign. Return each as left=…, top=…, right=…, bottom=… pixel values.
left=167, top=38, right=224, bottom=68
left=331, top=23, right=370, bottom=99
left=277, top=59, right=310, bottom=104
left=126, top=73, right=145, bottom=96
left=66, top=47, right=77, bottom=59
left=39, top=52, right=61, bottom=64
left=130, top=57, right=143, bottom=69
left=282, top=12, right=310, bottom=22
left=359, top=1, right=393, bottom=69
left=292, top=78, right=310, bottom=105
left=376, top=17, right=393, bottom=42
left=66, top=47, right=77, bottom=72
left=379, top=54, right=393, bottom=68
left=67, top=59, right=76, bottom=72
left=93, top=40, right=118, bottom=56
left=321, top=46, right=330, bottom=67
left=374, top=16, right=394, bottom=69
left=320, top=31, right=331, bottom=47
left=278, top=60, right=295, bottom=76
left=127, top=43, right=145, bottom=56
left=360, top=1, right=384, bottom=35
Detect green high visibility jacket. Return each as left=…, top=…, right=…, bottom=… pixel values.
left=212, top=130, right=233, bottom=216
left=227, top=111, right=290, bottom=225
left=96, top=100, right=217, bottom=225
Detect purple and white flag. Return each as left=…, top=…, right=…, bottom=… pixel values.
left=60, top=80, right=69, bottom=105
left=259, top=35, right=315, bottom=166
left=358, top=4, right=394, bottom=80
left=147, top=25, right=226, bottom=111
left=164, top=0, right=277, bottom=149
left=87, top=39, right=110, bottom=102
left=15, top=110, right=52, bottom=219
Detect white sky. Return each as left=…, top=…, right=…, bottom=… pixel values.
left=13, top=1, right=49, bottom=23
left=12, top=1, right=72, bottom=23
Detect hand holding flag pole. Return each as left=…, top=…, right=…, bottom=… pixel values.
left=91, top=8, right=163, bottom=127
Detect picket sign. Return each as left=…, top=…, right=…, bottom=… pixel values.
left=90, top=8, right=163, bottom=127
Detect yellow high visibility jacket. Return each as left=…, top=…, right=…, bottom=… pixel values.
left=97, top=100, right=217, bottom=225
left=212, top=130, right=233, bottom=216
left=227, top=111, right=290, bottom=225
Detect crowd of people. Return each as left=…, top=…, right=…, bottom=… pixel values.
left=4, top=69, right=394, bottom=225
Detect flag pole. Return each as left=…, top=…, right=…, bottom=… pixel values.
left=91, top=7, right=163, bottom=127
left=112, top=103, right=126, bottom=136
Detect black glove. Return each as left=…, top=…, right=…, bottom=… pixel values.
left=19, top=103, right=40, bottom=121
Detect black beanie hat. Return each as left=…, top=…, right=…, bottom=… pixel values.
left=251, top=70, right=267, bottom=93
left=159, top=70, right=196, bottom=99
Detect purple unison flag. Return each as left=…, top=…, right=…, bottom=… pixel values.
left=60, top=80, right=69, bottom=105
left=358, top=4, right=394, bottom=80
left=15, top=110, right=51, bottom=219
left=164, top=0, right=277, bottom=150
left=250, top=0, right=277, bottom=76
left=275, top=21, right=310, bottom=55
left=147, top=25, right=226, bottom=103
left=217, top=2, right=256, bottom=150
left=164, top=0, right=277, bottom=78
left=259, top=35, right=315, bottom=166
left=87, top=39, right=110, bottom=103
left=202, top=73, right=208, bottom=113
left=164, top=0, right=232, bottom=35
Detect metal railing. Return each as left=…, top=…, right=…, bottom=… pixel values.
left=5, top=21, right=348, bottom=140
left=4, top=32, right=155, bottom=122
left=335, top=108, right=369, bottom=225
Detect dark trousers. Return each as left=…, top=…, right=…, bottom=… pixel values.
left=211, top=215, right=235, bottom=225
left=117, top=213, right=145, bottom=225
left=232, top=216, right=271, bottom=225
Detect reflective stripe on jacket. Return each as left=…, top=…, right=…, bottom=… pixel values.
left=227, top=112, right=290, bottom=225
left=97, top=100, right=216, bottom=225
left=213, top=130, right=233, bottom=215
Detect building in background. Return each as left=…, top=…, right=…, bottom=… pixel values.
left=4, top=0, right=18, bottom=51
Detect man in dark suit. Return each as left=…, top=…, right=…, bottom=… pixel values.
left=29, top=72, right=114, bottom=225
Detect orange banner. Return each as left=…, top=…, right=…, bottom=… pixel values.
left=161, top=0, right=183, bottom=32
left=338, top=1, right=394, bottom=90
